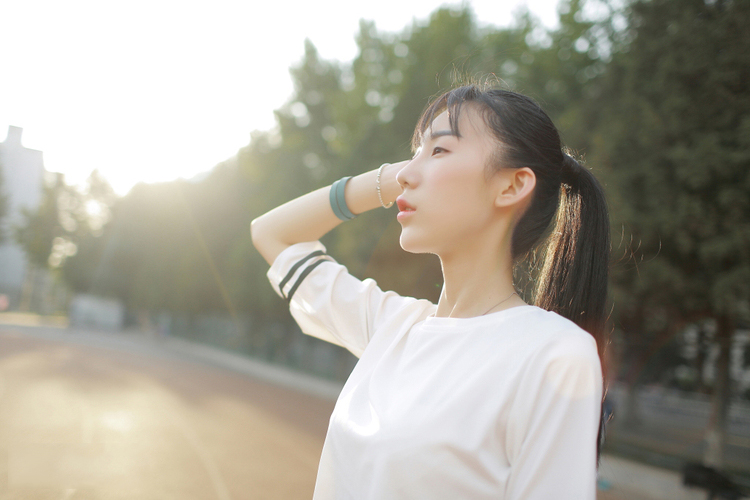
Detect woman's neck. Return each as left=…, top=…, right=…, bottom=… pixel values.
left=433, top=237, right=524, bottom=319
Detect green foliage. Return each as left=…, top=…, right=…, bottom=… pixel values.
left=594, top=0, right=750, bottom=322
left=65, top=162, right=266, bottom=315
left=15, top=174, right=60, bottom=268
left=15, top=170, right=115, bottom=271
left=584, top=0, right=750, bottom=397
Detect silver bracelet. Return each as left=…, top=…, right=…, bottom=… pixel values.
left=377, top=163, right=394, bottom=209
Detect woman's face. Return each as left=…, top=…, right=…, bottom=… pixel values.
left=396, top=107, right=502, bottom=256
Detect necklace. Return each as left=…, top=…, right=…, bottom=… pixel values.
left=480, top=290, right=518, bottom=316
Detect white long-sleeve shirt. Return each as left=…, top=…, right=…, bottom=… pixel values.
left=267, top=241, right=602, bottom=499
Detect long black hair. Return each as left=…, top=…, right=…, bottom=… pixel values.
left=413, top=84, right=611, bottom=466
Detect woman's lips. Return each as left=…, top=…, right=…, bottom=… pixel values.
left=396, top=196, right=416, bottom=222
left=396, top=196, right=416, bottom=212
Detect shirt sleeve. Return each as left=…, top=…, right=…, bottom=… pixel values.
left=504, top=332, right=603, bottom=500
left=266, top=240, right=432, bottom=358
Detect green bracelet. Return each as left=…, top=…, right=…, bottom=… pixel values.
left=330, top=176, right=357, bottom=221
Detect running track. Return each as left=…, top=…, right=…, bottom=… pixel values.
left=0, top=325, right=334, bottom=499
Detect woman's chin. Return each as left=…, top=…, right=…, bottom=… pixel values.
left=399, top=232, right=432, bottom=254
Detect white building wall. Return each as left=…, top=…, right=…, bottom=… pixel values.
left=0, top=126, right=45, bottom=307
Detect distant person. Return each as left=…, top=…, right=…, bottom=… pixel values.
left=252, top=83, right=609, bottom=499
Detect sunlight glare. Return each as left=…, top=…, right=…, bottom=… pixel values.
left=101, top=411, right=134, bottom=433
left=0, top=0, right=561, bottom=196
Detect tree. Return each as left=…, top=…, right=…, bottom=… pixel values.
left=15, top=172, right=69, bottom=269
left=591, top=0, right=750, bottom=468
left=15, top=170, right=116, bottom=270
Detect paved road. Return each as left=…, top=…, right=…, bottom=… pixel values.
left=0, top=326, right=334, bottom=500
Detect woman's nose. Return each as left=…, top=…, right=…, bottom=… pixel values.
left=396, top=159, right=417, bottom=189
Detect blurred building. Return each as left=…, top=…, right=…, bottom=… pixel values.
left=0, top=125, right=45, bottom=310
left=68, top=294, right=125, bottom=330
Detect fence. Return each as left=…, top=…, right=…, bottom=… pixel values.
left=605, top=381, right=750, bottom=485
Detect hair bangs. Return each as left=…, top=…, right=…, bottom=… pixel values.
left=411, top=87, right=478, bottom=153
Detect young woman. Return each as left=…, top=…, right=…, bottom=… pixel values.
left=251, top=84, right=610, bottom=499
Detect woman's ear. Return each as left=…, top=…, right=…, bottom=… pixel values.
left=494, top=167, right=536, bottom=209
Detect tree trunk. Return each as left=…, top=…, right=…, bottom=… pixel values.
left=695, top=323, right=709, bottom=394
left=703, top=315, right=733, bottom=468
left=19, top=264, right=36, bottom=312
left=621, top=379, right=642, bottom=428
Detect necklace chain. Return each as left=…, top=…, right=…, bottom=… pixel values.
left=480, top=290, right=518, bottom=316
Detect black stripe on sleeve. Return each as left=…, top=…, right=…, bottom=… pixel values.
left=286, top=258, right=329, bottom=303
left=278, top=250, right=326, bottom=299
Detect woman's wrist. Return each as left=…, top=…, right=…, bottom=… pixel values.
left=342, top=161, right=404, bottom=216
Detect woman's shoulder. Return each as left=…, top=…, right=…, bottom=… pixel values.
left=504, top=308, right=603, bottom=400
left=510, top=306, right=599, bottom=360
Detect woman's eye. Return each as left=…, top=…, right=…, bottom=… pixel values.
left=432, top=147, right=446, bottom=155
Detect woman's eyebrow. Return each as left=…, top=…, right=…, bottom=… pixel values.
left=424, top=129, right=458, bottom=143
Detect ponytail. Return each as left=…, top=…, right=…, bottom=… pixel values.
left=535, top=154, right=610, bottom=342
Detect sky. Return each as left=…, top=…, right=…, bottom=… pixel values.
left=0, top=0, right=562, bottom=196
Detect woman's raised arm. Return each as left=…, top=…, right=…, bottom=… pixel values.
left=251, top=161, right=406, bottom=265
